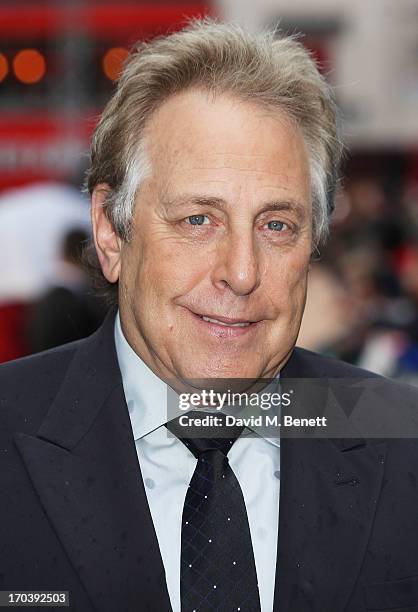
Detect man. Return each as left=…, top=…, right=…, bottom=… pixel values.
left=1, top=19, right=418, bottom=612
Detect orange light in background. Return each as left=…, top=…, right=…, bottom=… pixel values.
left=13, top=49, right=46, bottom=84
left=102, top=47, right=129, bottom=81
left=0, top=53, right=8, bottom=82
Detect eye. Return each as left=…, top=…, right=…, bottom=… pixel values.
left=266, top=220, right=288, bottom=231
left=185, top=215, right=210, bottom=226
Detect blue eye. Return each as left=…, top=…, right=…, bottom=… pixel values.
left=186, top=215, right=209, bottom=226
left=267, top=220, right=286, bottom=231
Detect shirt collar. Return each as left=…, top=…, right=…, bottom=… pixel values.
left=114, top=311, right=169, bottom=440
left=114, top=310, right=280, bottom=448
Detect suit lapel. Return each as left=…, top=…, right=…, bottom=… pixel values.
left=274, top=436, right=386, bottom=612
left=273, top=349, right=387, bottom=612
left=14, top=309, right=172, bottom=612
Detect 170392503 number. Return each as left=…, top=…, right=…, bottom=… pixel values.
left=0, top=591, right=69, bottom=607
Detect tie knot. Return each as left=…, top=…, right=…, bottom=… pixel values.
left=166, top=410, right=245, bottom=459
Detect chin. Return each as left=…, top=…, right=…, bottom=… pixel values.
left=176, top=360, right=263, bottom=386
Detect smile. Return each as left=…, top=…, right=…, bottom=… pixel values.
left=201, top=316, right=250, bottom=328
left=186, top=309, right=260, bottom=337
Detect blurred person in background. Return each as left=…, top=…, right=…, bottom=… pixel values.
left=299, top=173, right=418, bottom=383
left=27, top=227, right=106, bottom=353
left=0, top=181, right=92, bottom=362
left=358, top=242, right=418, bottom=382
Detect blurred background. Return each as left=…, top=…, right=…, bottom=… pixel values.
left=0, top=0, right=417, bottom=385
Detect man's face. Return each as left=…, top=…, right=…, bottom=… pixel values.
left=117, top=89, right=312, bottom=381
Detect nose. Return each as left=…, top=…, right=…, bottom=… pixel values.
left=211, top=228, right=260, bottom=296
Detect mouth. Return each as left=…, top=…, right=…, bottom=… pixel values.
left=200, top=314, right=252, bottom=327
left=187, top=309, right=261, bottom=336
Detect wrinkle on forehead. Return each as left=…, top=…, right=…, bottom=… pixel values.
left=187, top=166, right=298, bottom=175
left=163, top=151, right=307, bottom=185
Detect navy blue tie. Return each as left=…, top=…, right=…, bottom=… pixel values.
left=166, top=411, right=261, bottom=611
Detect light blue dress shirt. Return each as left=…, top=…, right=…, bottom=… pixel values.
left=114, top=312, right=281, bottom=612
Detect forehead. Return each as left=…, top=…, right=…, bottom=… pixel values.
left=143, top=88, right=310, bottom=200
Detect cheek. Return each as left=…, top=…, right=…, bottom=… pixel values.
left=146, top=238, right=211, bottom=294
left=124, top=236, right=208, bottom=313
left=266, top=249, right=310, bottom=302
left=119, top=248, right=138, bottom=302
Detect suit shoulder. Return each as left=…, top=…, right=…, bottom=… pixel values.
left=292, top=346, right=418, bottom=397
left=0, top=339, right=82, bottom=384
left=292, top=345, right=382, bottom=377
left=0, top=339, right=85, bottom=433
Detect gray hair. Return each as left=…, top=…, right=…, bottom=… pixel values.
left=85, top=18, right=343, bottom=301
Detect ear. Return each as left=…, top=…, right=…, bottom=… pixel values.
left=91, top=184, right=122, bottom=283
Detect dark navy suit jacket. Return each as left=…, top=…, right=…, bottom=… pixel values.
left=1, top=308, right=418, bottom=611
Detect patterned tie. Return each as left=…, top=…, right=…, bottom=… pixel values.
left=166, top=410, right=261, bottom=612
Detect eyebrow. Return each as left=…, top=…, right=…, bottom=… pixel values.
left=161, top=194, right=308, bottom=219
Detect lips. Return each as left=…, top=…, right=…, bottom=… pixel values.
left=183, top=308, right=261, bottom=338
left=201, top=315, right=250, bottom=327
left=190, top=310, right=257, bottom=327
